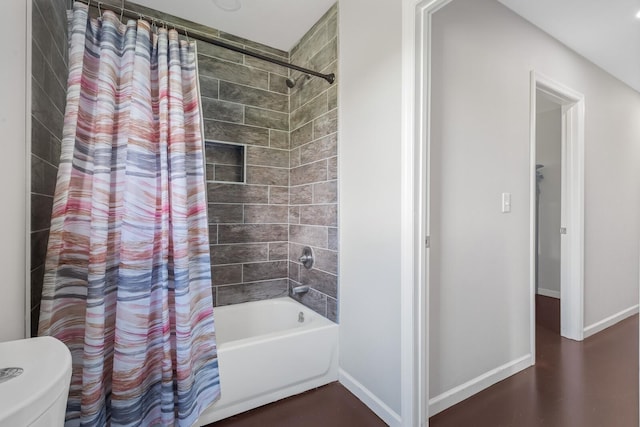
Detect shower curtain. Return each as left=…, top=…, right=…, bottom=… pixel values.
left=38, top=3, right=220, bottom=426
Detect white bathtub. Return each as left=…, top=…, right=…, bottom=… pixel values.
left=196, top=297, right=338, bottom=425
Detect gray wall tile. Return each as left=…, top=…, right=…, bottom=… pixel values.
left=327, top=297, right=338, bottom=322
left=313, top=181, right=337, bottom=204
left=290, top=92, right=328, bottom=131
left=208, top=183, right=269, bottom=204
left=202, top=98, right=244, bottom=123
left=217, top=279, right=288, bottom=305
left=246, top=166, right=288, bottom=186
left=197, top=40, right=244, bottom=64
left=291, top=122, right=313, bottom=149
left=212, top=264, right=243, bottom=285
left=290, top=184, right=313, bottom=205
left=328, top=227, right=338, bottom=251
left=219, top=224, right=288, bottom=244
left=211, top=243, right=269, bottom=265
left=300, top=204, right=337, bottom=227
left=290, top=225, right=328, bottom=248
left=198, top=55, right=269, bottom=89
left=269, top=74, right=289, bottom=95
left=208, top=203, right=244, bottom=224
left=269, top=242, right=289, bottom=260
left=244, top=204, right=289, bottom=224
left=291, top=160, right=328, bottom=186
left=289, top=281, right=327, bottom=317
left=313, top=109, right=337, bottom=140
left=204, top=120, right=269, bottom=146
left=269, top=186, right=289, bottom=205
left=199, top=76, right=219, bottom=99
left=270, top=130, right=289, bottom=149
left=243, top=261, right=288, bottom=282
left=300, top=134, right=337, bottom=165
left=328, top=156, right=338, bottom=180
left=245, top=107, right=289, bottom=131
left=246, top=146, right=289, bottom=168
left=215, top=165, right=243, bottom=182
left=219, top=81, right=288, bottom=113
left=299, top=268, right=338, bottom=298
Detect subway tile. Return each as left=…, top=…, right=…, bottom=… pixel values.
left=32, top=78, right=64, bottom=140
left=208, top=203, right=243, bottom=224
left=328, top=227, right=338, bottom=251
left=198, top=55, right=269, bottom=89
left=206, top=164, right=214, bottom=181
left=207, top=183, right=269, bottom=204
left=327, top=297, right=338, bottom=323
left=313, top=109, right=338, bottom=140
left=244, top=107, right=288, bottom=131
left=291, top=122, right=314, bottom=149
left=290, top=147, right=301, bottom=168
left=269, top=242, right=289, bottom=261
left=312, top=247, right=338, bottom=275
left=30, top=264, right=45, bottom=309
left=42, top=62, right=67, bottom=113
left=328, top=156, right=338, bottom=180
left=300, top=268, right=338, bottom=298
left=243, top=261, right=288, bottom=282
left=246, top=146, right=289, bottom=168
left=246, top=166, right=288, bottom=186
left=205, top=141, right=244, bottom=165
left=244, top=204, right=289, bottom=224
left=269, top=73, right=289, bottom=95
left=290, top=224, right=328, bottom=248
left=288, top=262, right=300, bottom=282
left=199, top=76, right=219, bottom=99
left=204, top=120, right=269, bottom=146
left=31, top=42, right=47, bottom=90
left=214, top=165, right=243, bottom=182
left=209, top=224, right=218, bottom=245
left=31, top=117, right=55, bottom=164
left=30, top=229, right=49, bottom=270
left=269, top=130, right=289, bottom=150
left=217, top=279, right=288, bottom=305
left=212, top=264, right=243, bottom=286
left=290, top=282, right=326, bottom=317
left=269, top=187, right=289, bottom=205
left=196, top=40, right=244, bottom=64
left=31, top=155, right=58, bottom=196
left=201, top=98, right=244, bottom=123
left=289, top=206, right=300, bottom=225
left=313, top=181, right=337, bottom=204
left=219, top=81, right=288, bottom=113
left=300, top=205, right=337, bottom=227
left=218, top=224, right=288, bottom=244
left=327, top=6, right=338, bottom=40
left=210, top=243, right=269, bottom=265
left=290, top=184, right=313, bottom=205
left=290, top=21, right=330, bottom=67
left=291, top=160, right=327, bottom=186
left=301, top=134, right=337, bottom=165
left=31, top=194, right=53, bottom=231
left=219, top=32, right=289, bottom=59
left=244, top=55, right=289, bottom=77
left=328, top=86, right=338, bottom=111
left=290, top=92, right=328, bottom=131
left=309, top=37, right=338, bottom=73
left=290, top=74, right=327, bottom=112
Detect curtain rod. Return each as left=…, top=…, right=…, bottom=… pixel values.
left=76, top=0, right=336, bottom=85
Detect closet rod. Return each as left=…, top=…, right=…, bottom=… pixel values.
left=76, top=0, right=336, bottom=84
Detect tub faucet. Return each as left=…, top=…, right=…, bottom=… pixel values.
left=292, top=285, right=310, bottom=295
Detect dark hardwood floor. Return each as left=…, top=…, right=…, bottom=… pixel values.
left=430, top=295, right=639, bottom=427
left=205, top=296, right=638, bottom=427
left=204, top=382, right=387, bottom=427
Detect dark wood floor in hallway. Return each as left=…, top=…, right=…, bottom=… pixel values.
left=431, top=296, right=639, bottom=427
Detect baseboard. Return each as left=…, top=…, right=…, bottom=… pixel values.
left=428, top=354, right=533, bottom=416
left=537, top=288, right=560, bottom=299
left=339, top=368, right=402, bottom=427
left=583, top=304, right=639, bottom=339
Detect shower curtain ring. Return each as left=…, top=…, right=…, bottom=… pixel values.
left=119, top=0, right=124, bottom=21
left=97, top=2, right=102, bottom=15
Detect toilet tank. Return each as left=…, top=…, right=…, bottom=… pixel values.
left=0, top=336, right=72, bottom=427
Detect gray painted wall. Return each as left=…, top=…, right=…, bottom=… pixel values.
left=430, top=0, right=640, bottom=405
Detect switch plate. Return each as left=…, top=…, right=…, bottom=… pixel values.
left=502, top=192, right=511, bottom=213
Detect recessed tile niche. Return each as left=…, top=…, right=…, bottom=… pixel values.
left=205, top=141, right=246, bottom=184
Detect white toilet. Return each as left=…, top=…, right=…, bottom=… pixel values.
left=0, top=336, right=72, bottom=427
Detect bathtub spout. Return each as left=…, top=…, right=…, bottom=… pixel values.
left=292, top=285, right=310, bottom=295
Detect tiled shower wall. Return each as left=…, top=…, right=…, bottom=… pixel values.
left=30, top=0, right=69, bottom=336
left=288, top=5, right=339, bottom=321
left=197, top=33, right=293, bottom=306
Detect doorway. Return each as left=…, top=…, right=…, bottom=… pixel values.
left=529, top=72, right=585, bottom=357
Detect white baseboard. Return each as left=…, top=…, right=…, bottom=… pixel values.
left=583, top=304, right=639, bottom=339
left=428, top=354, right=533, bottom=416
left=339, top=368, right=402, bottom=427
left=537, top=288, right=560, bottom=299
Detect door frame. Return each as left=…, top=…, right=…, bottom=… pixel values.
left=400, top=0, right=453, bottom=425
left=529, top=71, right=585, bottom=351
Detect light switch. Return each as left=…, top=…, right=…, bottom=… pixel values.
left=502, top=192, right=511, bottom=213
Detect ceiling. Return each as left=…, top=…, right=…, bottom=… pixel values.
left=128, top=0, right=639, bottom=92
left=131, top=0, right=336, bottom=52
left=499, top=0, right=640, bottom=93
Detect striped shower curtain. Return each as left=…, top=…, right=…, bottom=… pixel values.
left=38, top=3, right=220, bottom=426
